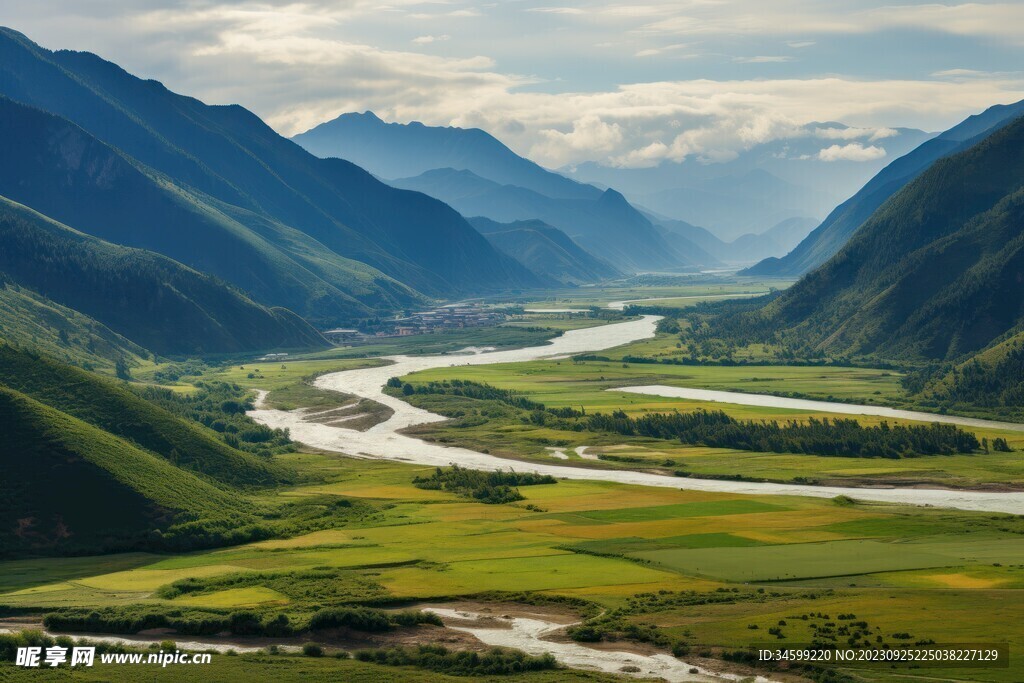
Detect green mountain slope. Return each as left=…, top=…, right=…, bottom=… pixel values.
left=745, top=99, right=1024, bottom=277
left=0, top=28, right=540, bottom=299
left=921, top=332, right=1024, bottom=413
left=469, top=217, right=621, bottom=284
left=0, top=94, right=417, bottom=323
left=0, top=195, right=328, bottom=355
left=0, top=276, right=148, bottom=374
left=0, top=344, right=289, bottom=488
left=756, top=113, right=1024, bottom=362
left=0, top=386, right=247, bottom=556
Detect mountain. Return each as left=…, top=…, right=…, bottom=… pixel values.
left=565, top=124, right=932, bottom=239
left=293, top=112, right=710, bottom=272
left=0, top=95, right=404, bottom=324
left=0, top=383, right=248, bottom=556
left=648, top=216, right=729, bottom=264
left=647, top=214, right=813, bottom=267
left=0, top=195, right=328, bottom=356
left=392, top=168, right=697, bottom=271
left=0, top=28, right=540, bottom=313
left=727, top=217, right=819, bottom=265
left=0, top=344, right=289, bottom=488
left=294, top=111, right=599, bottom=200
left=0, top=275, right=149, bottom=374
left=469, top=217, right=621, bottom=284
left=747, top=112, right=1024, bottom=362
left=746, top=100, right=1024, bottom=277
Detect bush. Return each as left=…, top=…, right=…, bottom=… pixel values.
left=412, top=465, right=556, bottom=504
left=354, top=644, right=556, bottom=676
left=303, top=643, right=323, bottom=657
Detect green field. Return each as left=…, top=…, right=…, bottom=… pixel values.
left=5, top=282, right=1024, bottom=682
left=397, top=359, right=1024, bottom=489
left=4, top=451, right=1024, bottom=681
left=501, top=277, right=793, bottom=309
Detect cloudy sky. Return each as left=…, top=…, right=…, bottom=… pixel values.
left=6, top=1, right=1024, bottom=167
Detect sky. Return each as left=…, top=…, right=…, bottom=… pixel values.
left=5, top=0, right=1024, bottom=168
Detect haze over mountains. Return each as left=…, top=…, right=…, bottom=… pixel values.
left=746, top=99, right=1024, bottom=278
left=294, top=110, right=856, bottom=270
left=296, top=113, right=709, bottom=273
left=565, top=124, right=932, bottom=241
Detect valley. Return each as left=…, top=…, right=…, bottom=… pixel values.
left=1, top=18, right=1024, bottom=683
left=5, top=284, right=1024, bottom=683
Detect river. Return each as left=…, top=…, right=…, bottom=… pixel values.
left=250, top=314, right=1024, bottom=514
left=422, top=608, right=776, bottom=683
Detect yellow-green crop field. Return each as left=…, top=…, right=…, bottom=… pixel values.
left=3, top=452, right=1024, bottom=681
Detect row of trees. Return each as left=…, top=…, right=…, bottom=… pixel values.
left=408, top=380, right=985, bottom=459
left=586, top=409, right=980, bottom=458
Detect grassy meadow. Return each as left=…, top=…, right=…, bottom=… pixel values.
left=398, top=359, right=1024, bottom=489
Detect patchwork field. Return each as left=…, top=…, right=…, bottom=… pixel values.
left=3, top=453, right=1024, bottom=681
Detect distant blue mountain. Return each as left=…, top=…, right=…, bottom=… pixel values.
left=745, top=100, right=1024, bottom=277
left=294, top=111, right=599, bottom=200
left=294, top=114, right=720, bottom=272
left=391, top=168, right=705, bottom=272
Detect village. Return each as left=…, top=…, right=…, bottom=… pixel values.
left=322, top=303, right=506, bottom=343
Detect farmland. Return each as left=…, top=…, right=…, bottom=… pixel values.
left=3, top=451, right=1024, bottom=681
left=395, top=360, right=1024, bottom=489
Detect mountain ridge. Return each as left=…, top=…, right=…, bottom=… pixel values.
left=745, top=99, right=1024, bottom=277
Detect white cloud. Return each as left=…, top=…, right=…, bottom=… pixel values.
left=814, top=126, right=897, bottom=141
left=817, top=143, right=887, bottom=162
left=526, top=7, right=586, bottom=14
left=733, top=55, right=794, bottom=63
left=412, top=34, right=450, bottom=44
left=640, top=2, right=1024, bottom=43
left=9, top=0, right=1024, bottom=169
left=634, top=43, right=691, bottom=57
left=533, top=115, right=624, bottom=166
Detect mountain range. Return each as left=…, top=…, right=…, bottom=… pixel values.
left=565, top=124, right=932, bottom=240
left=0, top=27, right=541, bottom=331
left=745, top=99, right=1024, bottom=277
left=468, top=217, right=621, bottom=284
left=293, top=113, right=718, bottom=272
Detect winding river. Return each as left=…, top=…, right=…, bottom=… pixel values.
left=250, top=315, right=1024, bottom=515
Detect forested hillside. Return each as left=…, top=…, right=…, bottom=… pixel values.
left=759, top=114, right=1024, bottom=361
left=469, top=217, right=620, bottom=284
left=0, top=196, right=328, bottom=355
left=0, top=385, right=250, bottom=556
left=0, top=276, right=148, bottom=374
left=0, top=28, right=540, bottom=311
left=746, top=99, right=1024, bottom=277
left=0, top=344, right=290, bottom=487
